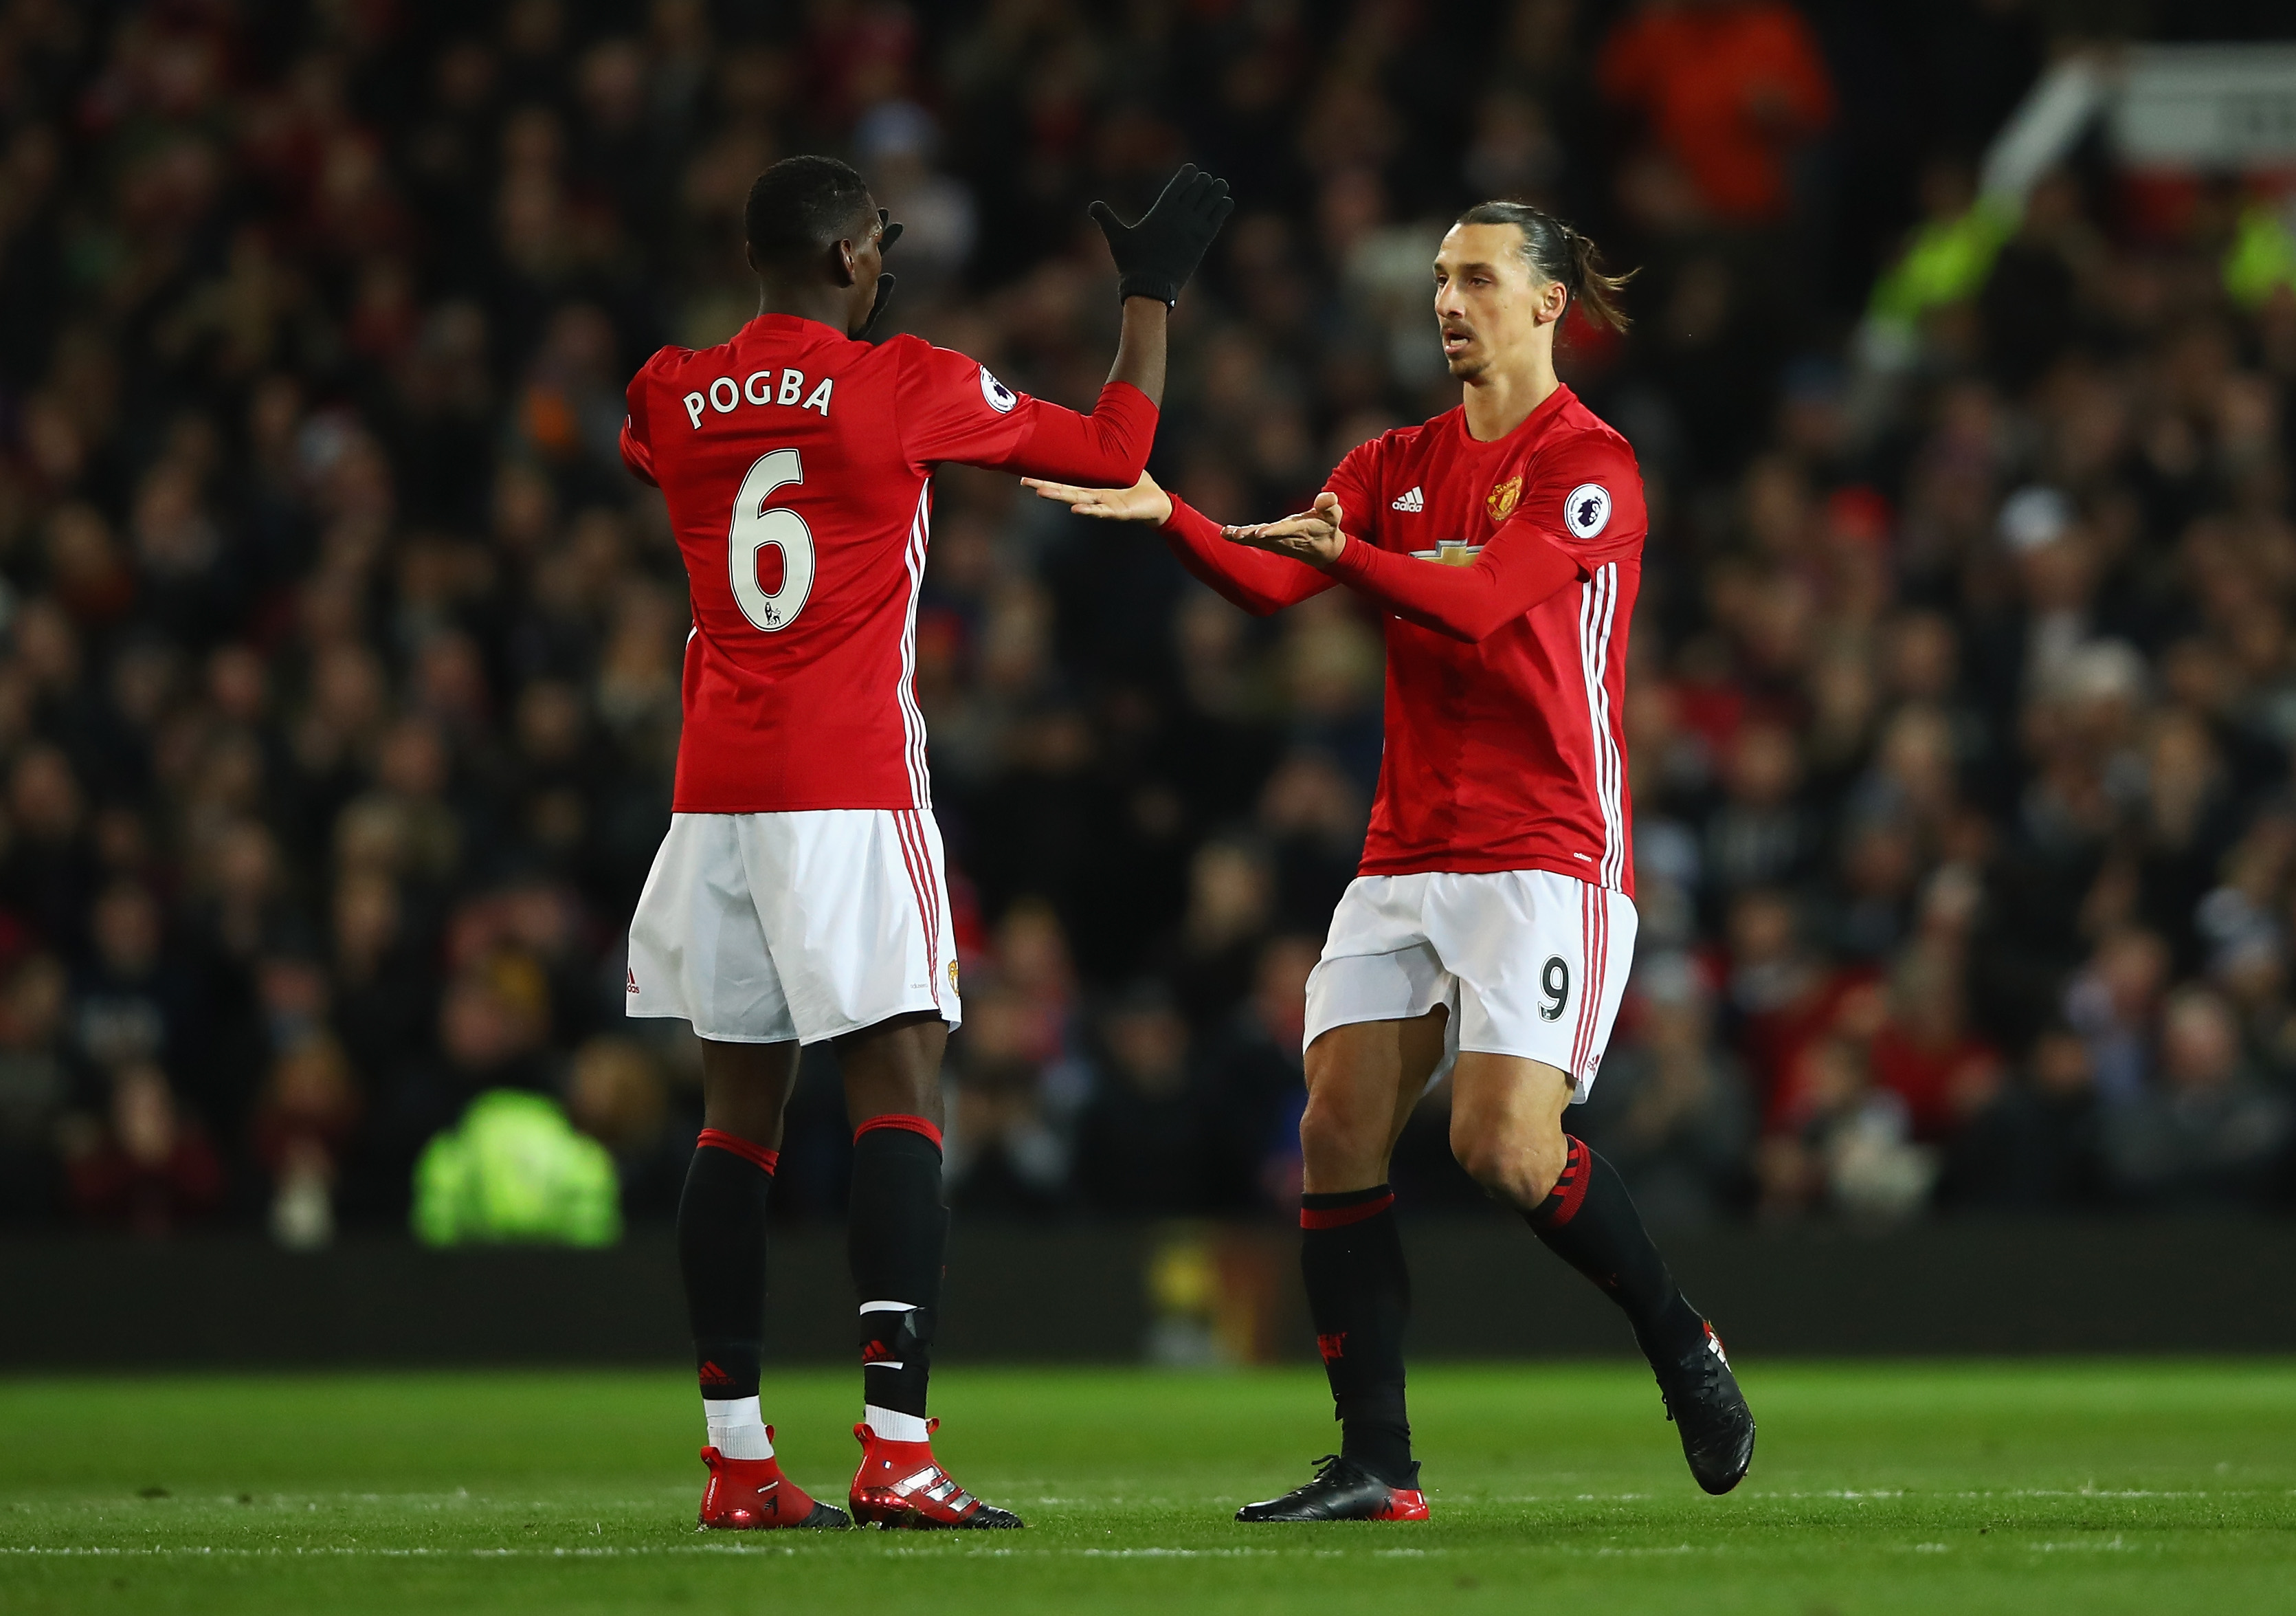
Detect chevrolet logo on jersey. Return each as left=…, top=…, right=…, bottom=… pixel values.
left=1485, top=475, right=1522, bottom=521
left=1410, top=542, right=1484, bottom=566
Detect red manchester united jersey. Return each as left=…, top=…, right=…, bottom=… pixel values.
left=622, top=313, right=1153, bottom=813
left=1327, top=386, right=1645, bottom=892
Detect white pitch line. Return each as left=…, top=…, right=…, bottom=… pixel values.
left=0, top=1545, right=1315, bottom=1561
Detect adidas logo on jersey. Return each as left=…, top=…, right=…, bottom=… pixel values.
left=1391, top=486, right=1425, bottom=512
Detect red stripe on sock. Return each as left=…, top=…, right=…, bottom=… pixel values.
left=1544, top=1136, right=1591, bottom=1228
left=697, top=1129, right=779, bottom=1174
left=854, top=1113, right=944, bottom=1151
left=1300, top=1191, right=1395, bottom=1229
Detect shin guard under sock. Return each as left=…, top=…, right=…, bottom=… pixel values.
left=1524, top=1136, right=1705, bottom=1362
left=680, top=1129, right=779, bottom=1404
left=1300, top=1184, right=1415, bottom=1487
left=849, top=1116, right=948, bottom=1434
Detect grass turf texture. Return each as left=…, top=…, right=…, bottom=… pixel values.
left=2, top=1363, right=2292, bottom=1615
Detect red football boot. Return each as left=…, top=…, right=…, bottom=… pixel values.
left=697, top=1439, right=851, bottom=1529
left=847, top=1420, right=1023, bottom=1529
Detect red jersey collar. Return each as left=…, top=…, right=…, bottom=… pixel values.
left=1456, top=381, right=1574, bottom=448
left=742, top=311, right=854, bottom=344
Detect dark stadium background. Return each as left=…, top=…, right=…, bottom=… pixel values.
left=3, top=0, right=2296, bottom=1340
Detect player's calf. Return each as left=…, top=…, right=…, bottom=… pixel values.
left=1522, top=1133, right=1756, bottom=1493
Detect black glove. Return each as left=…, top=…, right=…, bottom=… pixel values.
left=859, top=209, right=904, bottom=341
left=1089, top=164, right=1234, bottom=307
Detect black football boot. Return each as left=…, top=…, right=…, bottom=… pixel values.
left=1653, top=1320, right=1756, bottom=1494
left=1235, top=1455, right=1429, bottom=1522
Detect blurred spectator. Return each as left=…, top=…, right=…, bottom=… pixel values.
left=252, top=1036, right=361, bottom=1249
left=1074, top=983, right=1207, bottom=1215
left=1201, top=936, right=1320, bottom=1210
left=1578, top=955, right=1754, bottom=1224
left=566, top=1034, right=691, bottom=1221
left=946, top=979, right=1069, bottom=1216
left=0, top=950, right=69, bottom=1222
left=375, top=951, right=555, bottom=1210
left=2064, top=929, right=2170, bottom=1104
left=1937, top=1028, right=2108, bottom=1211
left=1867, top=941, right=2002, bottom=1143
left=2102, top=988, right=2293, bottom=1207
left=1598, top=0, right=1833, bottom=229
left=1258, top=747, right=1370, bottom=930
left=1702, top=720, right=1816, bottom=906
left=1759, top=981, right=1939, bottom=1223
left=1161, top=835, right=1275, bottom=1037
left=411, top=1088, right=621, bottom=1247
left=66, top=1064, right=225, bottom=1236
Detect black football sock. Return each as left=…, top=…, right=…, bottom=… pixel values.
left=848, top=1115, right=948, bottom=1433
left=1300, top=1184, right=1416, bottom=1487
left=1524, top=1136, right=1706, bottom=1363
left=679, top=1129, right=779, bottom=1402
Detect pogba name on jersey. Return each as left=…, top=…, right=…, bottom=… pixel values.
left=678, top=366, right=837, bottom=428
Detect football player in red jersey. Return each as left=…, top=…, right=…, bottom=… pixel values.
left=621, top=155, right=1229, bottom=1529
left=1027, top=201, right=1754, bottom=1520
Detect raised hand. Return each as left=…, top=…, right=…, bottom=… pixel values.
left=859, top=208, right=903, bottom=341
left=1225, top=491, right=1348, bottom=567
left=1089, top=164, right=1234, bottom=307
left=1022, top=471, right=1175, bottom=524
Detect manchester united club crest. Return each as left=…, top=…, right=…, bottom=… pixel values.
left=1486, top=475, right=1522, bottom=522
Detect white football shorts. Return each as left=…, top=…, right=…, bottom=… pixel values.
left=625, top=808, right=961, bottom=1045
left=1304, top=868, right=1638, bottom=1103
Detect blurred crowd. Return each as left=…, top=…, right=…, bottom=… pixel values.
left=1, top=0, right=2293, bottom=1241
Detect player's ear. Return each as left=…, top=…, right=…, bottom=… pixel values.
left=831, top=237, right=860, bottom=289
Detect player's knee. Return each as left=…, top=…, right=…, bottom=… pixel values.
left=1297, top=1092, right=1383, bottom=1177
left=1449, top=1111, right=1567, bottom=1206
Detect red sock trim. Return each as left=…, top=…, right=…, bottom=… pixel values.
left=854, top=1113, right=944, bottom=1151
left=696, top=1128, right=779, bottom=1174
left=1534, top=1136, right=1591, bottom=1228
left=1300, top=1190, right=1395, bottom=1229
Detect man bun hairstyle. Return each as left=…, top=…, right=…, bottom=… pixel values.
left=745, top=154, right=873, bottom=269
left=1457, top=201, right=1634, bottom=333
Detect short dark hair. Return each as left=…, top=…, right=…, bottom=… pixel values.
left=1456, top=201, right=1634, bottom=332
left=744, top=155, right=872, bottom=269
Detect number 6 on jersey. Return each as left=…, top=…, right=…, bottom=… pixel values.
left=729, top=448, right=815, bottom=632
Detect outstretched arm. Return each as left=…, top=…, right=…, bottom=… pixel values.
left=983, top=351, right=1162, bottom=487
left=1025, top=472, right=1333, bottom=617
left=973, top=166, right=1231, bottom=487
left=1231, top=493, right=1581, bottom=641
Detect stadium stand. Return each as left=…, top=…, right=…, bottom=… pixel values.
left=0, top=0, right=2292, bottom=1244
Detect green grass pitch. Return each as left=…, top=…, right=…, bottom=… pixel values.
left=3, top=1361, right=2293, bottom=1614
